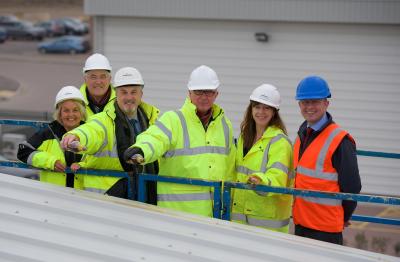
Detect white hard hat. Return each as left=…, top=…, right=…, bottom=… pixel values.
left=113, top=67, right=144, bottom=88
left=54, top=86, right=87, bottom=108
left=249, top=84, right=281, bottom=109
left=82, top=53, right=112, bottom=73
left=187, top=65, right=220, bottom=90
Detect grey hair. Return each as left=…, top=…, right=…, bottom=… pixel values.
left=53, top=100, right=87, bottom=122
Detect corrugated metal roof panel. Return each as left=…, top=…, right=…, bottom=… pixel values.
left=84, top=0, right=400, bottom=24
left=0, top=174, right=397, bottom=261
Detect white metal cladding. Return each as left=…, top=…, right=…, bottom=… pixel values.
left=84, top=0, right=400, bottom=24
left=0, top=174, right=397, bottom=262
left=97, top=16, right=400, bottom=196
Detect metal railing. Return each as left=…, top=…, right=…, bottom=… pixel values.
left=1, top=118, right=400, bottom=226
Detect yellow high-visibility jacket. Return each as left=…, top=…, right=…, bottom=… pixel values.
left=17, top=120, right=84, bottom=189
left=68, top=102, right=159, bottom=193
left=231, top=126, right=293, bottom=233
left=131, top=98, right=236, bottom=217
left=80, top=83, right=116, bottom=118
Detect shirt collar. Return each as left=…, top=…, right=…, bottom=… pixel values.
left=308, top=113, right=328, bottom=131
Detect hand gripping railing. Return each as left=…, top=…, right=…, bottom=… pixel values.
left=0, top=161, right=135, bottom=200
left=221, top=182, right=400, bottom=226
left=137, top=173, right=223, bottom=219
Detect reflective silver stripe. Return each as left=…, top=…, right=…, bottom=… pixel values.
left=297, top=166, right=337, bottom=181
left=163, top=110, right=231, bottom=158
left=261, top=134, right=291, bottom=173
left=297, top=127, right=343, bottom=182
left=299, top=196, right=341, bottom=206
left=84, top=187, right=107, bottom=194
left=157, top=192, right=212, bottom=202
left=221, top=116, right=230, bottom=148
left=92, top=119, right=108, bottom=153
left=155, top=121, right=172, bottom=143
left=236, top=166, right=257, bottom=175
left=231, top=213, right=246, bottom=221
left=93, top=140, right=119, bottom=158
left=316, top=127, right=342, bottom=174
left=269, top=162, right=289, bottom=175
left=164, top=146, right=229, bottom=158
left=142, top=142, right=155, bottom=160
left=175, top=111, right=190, bottom=148
left=27, top=151, right=39, bottom=165
left=231, top=213, right=290, bottom=228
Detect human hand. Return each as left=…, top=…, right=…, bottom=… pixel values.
left=54, top=160, right=66, bottom=172
left=344, top=221, right=351, bottom=227
left=61, top=135, right=86, bottom=152
left=247, top=175, right=261, bottom=185
left=124, top=147, right=145, bottom=164
left=70, top=163, right=81, bottom=172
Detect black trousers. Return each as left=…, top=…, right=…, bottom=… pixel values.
left=295, top=224, right=343, bottom=245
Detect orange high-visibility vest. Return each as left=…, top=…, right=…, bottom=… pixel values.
left=293, top=123, right=353, bottom=233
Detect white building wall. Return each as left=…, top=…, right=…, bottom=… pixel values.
left=97, top=16, right=400, bottom=196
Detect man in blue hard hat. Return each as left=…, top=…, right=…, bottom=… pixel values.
left=292, top=76, right=361, bottom=245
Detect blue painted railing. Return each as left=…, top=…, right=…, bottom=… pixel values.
left=0, top=161, right=134, bottom=200
left=221, top=182, right=400, bottom=226
left=1, top=119, right=400, bottom=225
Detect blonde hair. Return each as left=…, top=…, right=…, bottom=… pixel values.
left=53, top=99, right=87, bottom=122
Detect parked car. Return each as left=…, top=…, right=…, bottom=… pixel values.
left=35, top=20, right=66, bottom=37
left=55, top=18, right=86, bottom=35
left=0, top=20, right=46, bottom=40
left=0, top=27, right=7, bottom=43
left=0, top=15, right=19, bottom=23
left=37, top=36, right=90, bottom=54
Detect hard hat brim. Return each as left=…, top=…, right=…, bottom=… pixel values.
left=250, top=96, right=279, bottom=109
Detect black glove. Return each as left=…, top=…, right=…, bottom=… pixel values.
left=124, top=147, right=144, bottom=164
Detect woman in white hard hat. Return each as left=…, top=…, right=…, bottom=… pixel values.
left=17, top=86, right=87, bottom=188
left=231, top=84, right=294, bottom=233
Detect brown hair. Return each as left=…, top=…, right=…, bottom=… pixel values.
left=240, top=101, right=288, bottom=150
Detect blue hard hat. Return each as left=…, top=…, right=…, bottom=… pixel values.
left=295, top=76, right=331, bottom=100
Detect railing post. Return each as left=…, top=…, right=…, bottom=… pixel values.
left=222, top=182, right=232, bottom=221
left=137, top=173, right=147, bottom=203
left=212, top=181, right=222, bottom=219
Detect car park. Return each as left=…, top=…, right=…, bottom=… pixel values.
left=37, top=35, right=90, bottom=54
left=0, top=20, right=46, bottom=41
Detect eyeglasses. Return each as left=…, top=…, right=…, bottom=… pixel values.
left=192, top=90, right=217, bottom=97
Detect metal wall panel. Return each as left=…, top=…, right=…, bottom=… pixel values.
left=84, top=0, right=400, bottom=24
left=99, top=17, right=400, bottom=196
left=0, top=174, right=397, bottom=261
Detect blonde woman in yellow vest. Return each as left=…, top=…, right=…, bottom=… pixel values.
left=231, top=84, right=293, bottom=233
left=17, top=86, right=87, bottom=189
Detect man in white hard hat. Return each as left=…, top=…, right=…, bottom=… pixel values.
left=81, top=53, right=115, bottom=117
left=61, top=67, right=160, bottom=202
left=124, top=65, right=236, bottom=217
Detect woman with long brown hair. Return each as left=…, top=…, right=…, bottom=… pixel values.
left=231, top=84, right=293, bottom=233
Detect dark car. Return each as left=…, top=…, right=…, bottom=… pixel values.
left=0, top=27, right=7, bottom=43
left=55, top=18, right=86, bottom=35
left=0, top=21, right=46, bottom=40
left=37, top=36, right=90, bottom=54
left=35, top=20, right=66, bottom=37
